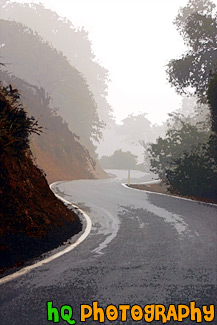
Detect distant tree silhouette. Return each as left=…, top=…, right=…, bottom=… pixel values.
left=100, top=150, right=138, bottom=170
left=1, top=1, right=113, bottom=124
left=0, top=19, right=103, bottom=156
left=0, top=69, right=100, bottom=181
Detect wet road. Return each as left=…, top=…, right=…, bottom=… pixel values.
left=0, top=170, right=216, bottom=324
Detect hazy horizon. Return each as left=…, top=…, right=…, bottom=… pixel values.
left=6, top=0, right=216, bottom=124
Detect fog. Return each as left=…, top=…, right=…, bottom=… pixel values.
left=8, top=0, right=189, bottom=124
left=0, top=0, right=216, bottom=196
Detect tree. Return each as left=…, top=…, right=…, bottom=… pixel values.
left=207, top=72, right=217, bottom=132
left=100, top=150, right=138, bottom=170
left=159, top=0, right=217, bottom=201
left=0, top=69, right=104, bottom=181
left=0, top=84, right=41, bottom=156
left=165, top=146, right=217, bottom=200
left=117, top=113, right=154, bottom=144
left=207, top=72, right=217, bottom=166
left=148, top=113, right=210, bottom=180
left=167, top=0, right=217, bottom=99
left=1, top=1, right=113, bottom=123
left=0, top=19, right=103, bottom=156
left=148, top=111, right=217, bottom=201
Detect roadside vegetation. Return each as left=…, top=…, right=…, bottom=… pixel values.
left=0, top=85, right=82, bottom=274
left=100, top=150, right=138, bottom=170
left=0, top=70, right=104, bottom=183
left=147, top=0, right=217, bottom=203
left=0, top=2, right=110, bottom=274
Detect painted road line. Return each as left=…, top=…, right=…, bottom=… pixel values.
left=121, top=183, right=217, bottom=207
left=0, top=182, right=92, bottom=285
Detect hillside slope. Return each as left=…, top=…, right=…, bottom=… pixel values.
left=0, top=1, right=113, bottom=123
left=0, top=19, right=103, bottom=155
left=0, top=85, right=83, bottom=273
left=1, top=71, right=108, bottom=183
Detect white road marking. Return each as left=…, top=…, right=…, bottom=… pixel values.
left=0, top=182, right=92, bottom=285
left=122, top=183, right=217, bottom=207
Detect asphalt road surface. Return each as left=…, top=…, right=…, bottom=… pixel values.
left=0, top=170, right=216, bottom=324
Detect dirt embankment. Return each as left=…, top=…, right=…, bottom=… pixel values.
left=0, top=85, right=83, bottom=275
left=129, top=182, right=169, bottom=194
left=0, top=152, right=82, bottom=274
left=0, top=70, right=108, bottom=184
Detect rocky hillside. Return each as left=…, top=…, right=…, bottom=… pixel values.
left=0, top=85, right=82, bottom=273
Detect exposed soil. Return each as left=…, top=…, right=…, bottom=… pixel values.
left=0, top=76, right=105, bottom=277
left=0, top=152, right=82, bottom=275
left=1, top=70, right=108, bottom=183
left=129, top=182, right=169, bottom=194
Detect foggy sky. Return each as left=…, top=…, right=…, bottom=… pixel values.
left=13, top=0, right=212, bottom=124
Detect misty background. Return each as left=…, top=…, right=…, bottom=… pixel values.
left=0, top=0, right=216, bottom=201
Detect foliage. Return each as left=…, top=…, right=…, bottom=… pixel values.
left=148, top=110, right=217, bottom=200
left=0, top=84, right=41, bottom=155
left=0, top=81, right=82, bottom=272
left=117, top=114, right=154, bottom=142
left=207, top=72, right=217, bottom=171
left=96, top=113, right=165, bottom=166
left=100, top=150, right=138, bottom=170
left=165, top=145, right=217, bottom=200
left=148, top=113, right=209, bottom=180
left=1, top=1, right=113, bottom=123
left=0, top=70, right=102, bottom=182
left=160, top=0, right=217, bottom=201
left=207, top=72, right=217, bottom=132
left=167, top=0, right=217, bottom=99
left=0, top=19, right=103, bottom=155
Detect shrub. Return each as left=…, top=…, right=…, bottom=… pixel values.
left=0, top=84, right=41, bottom=155
left=166, top=145, right=217, bottom=200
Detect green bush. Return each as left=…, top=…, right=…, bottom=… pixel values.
left=0, top=85, right=41, bottom=155
left=165, top=146, right=217, bottom=200
left=148, top=115, right=209, bottom=180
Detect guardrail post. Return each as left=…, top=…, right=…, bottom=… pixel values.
left=128, top=169, right=130, bottom=186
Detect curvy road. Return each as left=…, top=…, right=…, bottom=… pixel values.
left=0, top=170, right=216, bottom=324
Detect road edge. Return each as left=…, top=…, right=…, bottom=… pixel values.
left=121, top=183, right=217, bottom=207
left=0, top=181, right=92, bottom=285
